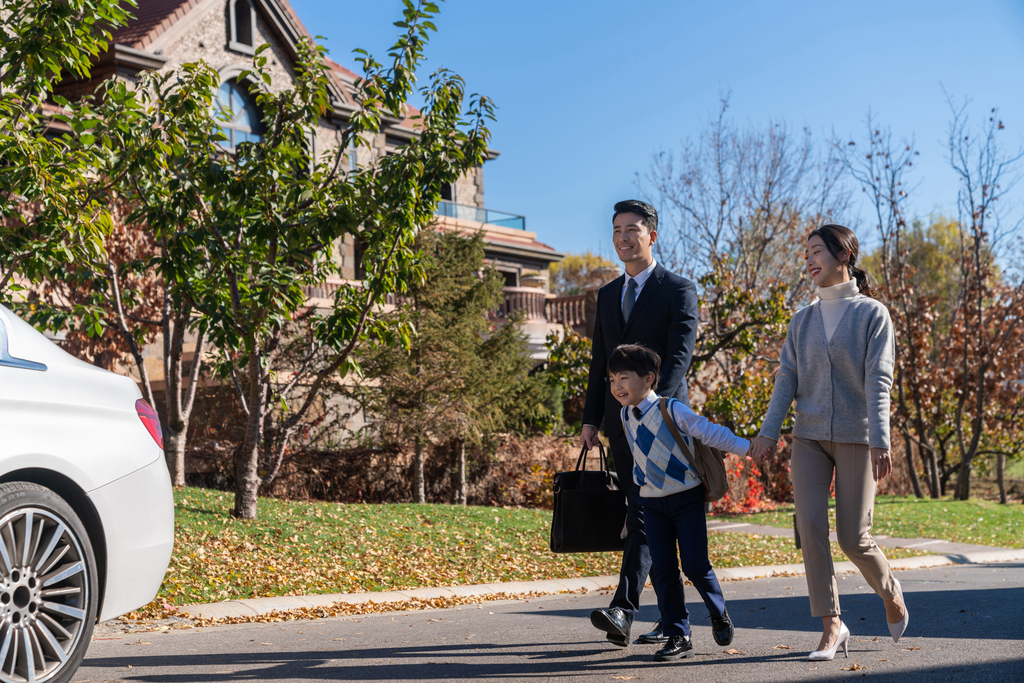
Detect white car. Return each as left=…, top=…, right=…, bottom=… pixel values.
left=0, top=304, right=174, bottom=682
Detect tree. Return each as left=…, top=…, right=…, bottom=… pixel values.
left=123, top=2, right=495, bottom=519
left=0, top=1, right=210, bottom=486
left=837, top=105, right=1024, bottom=500
left=640, top=95, right=847, bottom=453
left=0, top=0, right=141, bottom=299
left=548, top=251, right=617, bottom=296
left=350, top=230, right=550, bottom=503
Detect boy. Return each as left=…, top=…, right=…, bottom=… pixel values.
left=608, top=343, right=749, bottom=661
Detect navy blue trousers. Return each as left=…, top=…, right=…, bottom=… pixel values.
left=641, top=486, right=727, bottom=637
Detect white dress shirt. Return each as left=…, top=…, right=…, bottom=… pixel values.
left=625, top=390, right=749, bottom=457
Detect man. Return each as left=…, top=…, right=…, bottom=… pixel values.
left=581, top=199, right=707, bottom=647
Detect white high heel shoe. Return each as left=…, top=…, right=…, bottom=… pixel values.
left=888, top=578, right=910, bottom=644
left=808, top=621, right=850, bottom=661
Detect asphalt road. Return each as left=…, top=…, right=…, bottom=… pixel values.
left=81, top=562, right=1024, bottom=682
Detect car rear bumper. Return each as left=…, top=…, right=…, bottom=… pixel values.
left=88, top=455, right=175, bottom=621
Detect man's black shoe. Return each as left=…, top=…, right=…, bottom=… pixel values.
left=591, top=607, right=630, bottom=645
left=636, top=619, right=669, bottom=644
left=653, top=634, right=694, bottom=661
left=711, top=609, right=734, bottom=646
left=606, top=633, right=628, bottom=648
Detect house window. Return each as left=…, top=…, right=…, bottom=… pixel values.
left=229, top=0, right=256, bottom=54
left=499, top=270, right=518, bottom=288
left=216, top=79, right=264, bottom=151
left=440, top=183, right=454, bottom=202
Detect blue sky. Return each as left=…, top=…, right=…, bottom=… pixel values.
left=290, top=0, right=1024, bottom=258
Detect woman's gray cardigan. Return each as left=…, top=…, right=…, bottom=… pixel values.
left=758, top=295, right=895, bottom=450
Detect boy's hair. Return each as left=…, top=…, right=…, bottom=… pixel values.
left=607, top=344, right=661, bottom=389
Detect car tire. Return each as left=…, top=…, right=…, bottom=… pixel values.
left=0, top=482, right=98, bottom=683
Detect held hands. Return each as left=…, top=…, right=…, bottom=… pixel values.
left=748, top=436, right=778, bottom=465
left=870, top=447, right=892, bottom=482
left=580, top=425, right=599, bottom=450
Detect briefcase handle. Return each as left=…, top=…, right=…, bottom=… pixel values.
left=574, top=443, right=610, bottom=473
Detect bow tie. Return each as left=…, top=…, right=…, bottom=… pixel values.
left=632, top=406, right=643, bottom=421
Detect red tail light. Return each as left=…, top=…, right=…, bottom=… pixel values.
left=136, top=399, right=164, bottom=449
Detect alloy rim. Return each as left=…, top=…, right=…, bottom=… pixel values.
left=0, top=508, right=89, bottom=683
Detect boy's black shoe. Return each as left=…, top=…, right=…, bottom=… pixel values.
left=591, top=608, right=630, bottom=646
left=653, top=635, right=694, bottom=661
left=636, top=619, right=669, bottom=644
left=711, top=610, right=734, bottom=646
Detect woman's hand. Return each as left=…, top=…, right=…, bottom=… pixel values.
left=870, top=447, right=892, bottom=482
left=749, top=436, right=778, bottom=465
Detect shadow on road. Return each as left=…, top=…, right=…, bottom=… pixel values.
left=82, top=579, right=1024, bottom=681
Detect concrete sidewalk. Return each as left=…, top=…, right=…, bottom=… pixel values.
left=704, top=518, right=1003, bottom=556
left=176, top=544, right=1024, bottom=621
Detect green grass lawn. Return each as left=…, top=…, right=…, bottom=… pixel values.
left=150, top=488, right=928, bottom=612
left=723, top=495, right=1024, bottom=549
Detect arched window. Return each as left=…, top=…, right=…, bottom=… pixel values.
left=216, top=79, right=264, bottom=150
left=229, top=0, right=255, bottom=54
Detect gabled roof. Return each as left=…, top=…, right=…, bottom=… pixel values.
left=101, top=1, right=441, bottom=136
left=109, top=0, right=205, bottom=50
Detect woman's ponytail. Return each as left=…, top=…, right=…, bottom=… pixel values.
left=849, top=264, right=873, bottom=298
left=808, top=224, right=874, bottom=299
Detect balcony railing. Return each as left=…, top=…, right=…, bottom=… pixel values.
left=437, top=200, right=526, bottom=230
left=545, top=294, right=585, bottom=329
left=492, top=287, right=546, bottom=322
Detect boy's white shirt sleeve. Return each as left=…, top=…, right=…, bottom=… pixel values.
left=670, top=400, right=749, bottom=456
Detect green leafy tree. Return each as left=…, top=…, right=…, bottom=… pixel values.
left=544, top=327, right=592, bottom=429
left=121, top=2, right=494, bottom=519
left=0, top=0, right=142, bottom=298
left=548, top=251, right=617, bottom=296
left=351, top=230, right=550, bottom=504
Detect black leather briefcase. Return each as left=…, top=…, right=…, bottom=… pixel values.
left=549, top=444, right=627, bottom=553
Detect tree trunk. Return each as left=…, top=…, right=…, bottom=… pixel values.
left=413, top=436, right=426, bottom=504
left=903, top=433, right=924, bottom=498
left=234, top=352, right=264, bottom=519
left=954, top=458, right=973, bottom=501
left=455, top=440, right=467, bottom=505
left=164, top=428, right=188, bottom=487
left=997, top=451, right=1007, bottom=505
left=926, top=449, right=940, bottom=498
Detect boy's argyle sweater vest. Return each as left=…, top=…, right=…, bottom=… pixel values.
left=622, top=398, right=701, bottom=498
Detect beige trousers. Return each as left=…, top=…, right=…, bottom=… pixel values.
left=792, top=438, right=897, bottom=617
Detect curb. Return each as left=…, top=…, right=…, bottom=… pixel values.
left=177, top=549, right=1024, bottom=621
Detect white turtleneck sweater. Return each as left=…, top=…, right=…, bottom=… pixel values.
left=818, top=279, right=861, bottom=341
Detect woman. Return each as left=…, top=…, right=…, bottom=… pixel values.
left=750, top=224, right=908, bottom=661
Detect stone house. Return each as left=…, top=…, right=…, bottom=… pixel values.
left=56, top=0, right=577, bottom=365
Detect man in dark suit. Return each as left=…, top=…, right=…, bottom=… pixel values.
left=581, top=199, right=699, bottom=647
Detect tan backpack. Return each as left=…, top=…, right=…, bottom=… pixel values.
left=658, top=398, right=730, bottom=503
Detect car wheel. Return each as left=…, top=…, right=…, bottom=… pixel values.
left=0, top=482, right=98, bottom=683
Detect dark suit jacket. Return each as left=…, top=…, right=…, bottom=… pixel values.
left=582, top=264, right=698, bottom=438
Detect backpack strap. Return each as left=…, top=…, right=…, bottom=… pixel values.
left=659, top=397, right=695, bottom=465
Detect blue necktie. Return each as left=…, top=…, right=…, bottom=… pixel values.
left=622, top=277, right=637, bottom=322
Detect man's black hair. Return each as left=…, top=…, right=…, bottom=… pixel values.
left=612, top=199, right=658, bottom=233
left=607, top=344, right=661, bottom=390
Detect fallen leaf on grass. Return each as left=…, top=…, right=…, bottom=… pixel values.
left=724, top=648, right=744, bottom=655
left=840, top=663, right=866, bottom=671
left=772, top=645, right=791, bottom=649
